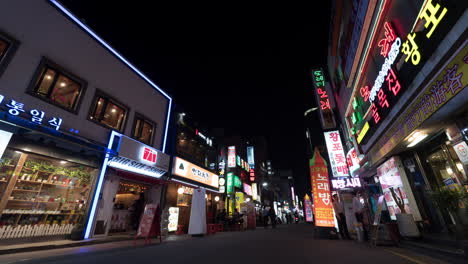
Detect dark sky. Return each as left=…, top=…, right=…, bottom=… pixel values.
left=59, top=1, right=330, bottom=197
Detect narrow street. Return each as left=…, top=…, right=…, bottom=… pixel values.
left=0, top=224, right=456, bottom=264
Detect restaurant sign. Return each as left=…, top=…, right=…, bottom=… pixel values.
left=369, top=43, right=467, bottom=165
left=310, top=148, right=335, bottom=227
left=324, top=130, right=349, bottom=177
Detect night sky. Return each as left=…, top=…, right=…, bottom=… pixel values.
left=59, top=1, right=330, bottom=197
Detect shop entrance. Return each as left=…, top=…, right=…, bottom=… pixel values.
left=109, top=180, right=150, bottom=234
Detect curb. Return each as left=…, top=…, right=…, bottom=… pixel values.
left=398, top=240, right=466, bottom=263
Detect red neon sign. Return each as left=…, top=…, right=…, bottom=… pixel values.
left=317, top=88, right=331, bottom=110
left=378, top=22, right=396, bottom=58
left=360, top=86, right=370, bottom=102
left=142, top=147, right=157, bottom=163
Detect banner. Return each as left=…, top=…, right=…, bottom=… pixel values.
left=324, top=130, right=349, bottom=177
left=310, top=148, right=335, bottom=227
left=304, top=194, right=313, bottom=222
left=136, top=204, right=158, bottom=237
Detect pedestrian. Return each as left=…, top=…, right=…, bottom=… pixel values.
left=263, top=206, right=270, bottom=228
left=352, top=191, right=368, bottom=241
left=286, top=212, right=292, bottom=224
left=269, top=207, right=277, bottom=228
left=332, top=194, right=351, bottom=239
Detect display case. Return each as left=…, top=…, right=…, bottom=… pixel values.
left=0, top=148, right=96, bottom=236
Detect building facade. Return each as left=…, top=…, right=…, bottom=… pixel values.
left=326, top=0, right=467, bottom=238
left=0, top=0, right=172, bottom=243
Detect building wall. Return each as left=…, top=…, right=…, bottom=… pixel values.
left=0, top=0, right=170, bottom=150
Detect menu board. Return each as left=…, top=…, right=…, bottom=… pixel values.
left=168, top=207, right=179, bottom=232
left=136, top=203, right=158, bottom=237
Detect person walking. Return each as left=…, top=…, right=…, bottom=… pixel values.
left=263, top=206, right=270, bottom=228
left=353, top=191, right=368, bottom=241
left=333, top=194, right=351, bottom=239
left=268, top=207, right=277, bottom=228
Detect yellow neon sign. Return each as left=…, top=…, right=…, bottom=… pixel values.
left=357, top=122, right=370, bottom=144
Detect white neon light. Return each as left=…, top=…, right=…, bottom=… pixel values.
left=369, top=38, right=401, bottom=102
left=48, top=0, right=172, bottom=153
left=107, top=159, right=165, bottom=178
left=84, top=130, right=120, bottom=239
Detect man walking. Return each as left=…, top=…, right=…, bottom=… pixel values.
left=332, top=194, right=350, bottom=239
left=263, top=206, right=270, bottom=228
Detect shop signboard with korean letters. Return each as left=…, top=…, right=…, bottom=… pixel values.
left=309, top=148, right=334, bottom=227
left=173, top=157, right=219, bottom=189
left=227, top=146, right=236, bottom=168
left=324, top=131, right=349, bottom=177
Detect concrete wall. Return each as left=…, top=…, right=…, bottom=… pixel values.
left=0, top=0, right=170, bottom=150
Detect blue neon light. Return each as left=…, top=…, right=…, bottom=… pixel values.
left=48, top=0, right=172, bottom=153
left=84, top=130, right=120, bottom=239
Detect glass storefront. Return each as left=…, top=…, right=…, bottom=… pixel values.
left=0, top=126, right=100, bottom=241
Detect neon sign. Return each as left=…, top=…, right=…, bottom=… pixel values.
left=312, top=69, right=336, bottom=130
left=0, top=94, right=63, bottom=131
left=324, top=131, right=349, bottom=177
left=402, top=1, right=447, bottom=66
left=331, top=177, right=361, bottom=189
left=227, top=146, right=236, bottom=168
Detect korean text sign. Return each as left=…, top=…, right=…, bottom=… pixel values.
left=324, top=130, right=349, bottom=177
left=310, top=149, right=335, bottom=227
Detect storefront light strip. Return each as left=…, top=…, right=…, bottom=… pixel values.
left=48, top=0, right=172, bottom=153
left=84, top=130, right=120, bottom=239
left=171, top=178, right=220, bottom=193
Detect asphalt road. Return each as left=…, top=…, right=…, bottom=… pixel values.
left=0, top=224, right=454, bottom=264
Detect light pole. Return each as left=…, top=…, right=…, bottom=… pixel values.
left=304, top=107, right=318, bottom=154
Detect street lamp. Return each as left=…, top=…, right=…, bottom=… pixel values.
left=304, top=107, right=318, bottom=117
left=262, top=182, right=268, bottom=187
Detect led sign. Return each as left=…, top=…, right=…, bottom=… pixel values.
left=312, top=69, right=336, bottom=130
left=243, top=183, right=252, bottom=196
left=324, top=131, right=349, bottom=177
left=195, top=129, right=213, bottom=146
left=0, top=94, right=63, bottom=131
left=247, top=146, right=255, bottom=168
left=227, top=146, right=236, bottom=168
left=331, top=177, right=361, bottom=189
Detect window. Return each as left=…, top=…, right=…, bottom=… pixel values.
left=0, top=32, right=18, bottom=77
left=132, top=114, right=156, bottom=145
left=29, top=59, right=86, bottom=112
left=89, top=93, right=127, bottom=131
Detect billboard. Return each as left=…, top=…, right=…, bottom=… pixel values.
left=312, top=69, right=336, bottom=130
left=324, top=130, right=349, bottom=177
left=310, top=148, right=335, bottom=227
left=304, top=194, right=314, bottom=222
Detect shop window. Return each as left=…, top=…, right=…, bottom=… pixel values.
left=29, top=59, right=86, bottom=113
left=0, top=32, right=18, bottom=78
left=132, top=114, right=156, bottom=145
left=89, top=93, right=127, bottom=131
left=0, top=149, right=97, bottom=237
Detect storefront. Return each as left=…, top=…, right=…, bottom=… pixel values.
left=343, top=0, right=467, bottom=237
left=0, top=97, right=104, bottom=243
left=165, top=156, right=219, bottom=233
left=89, top=132, right=170, bottom=238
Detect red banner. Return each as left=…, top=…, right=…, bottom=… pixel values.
left=310, top=148, right=335, bottom=227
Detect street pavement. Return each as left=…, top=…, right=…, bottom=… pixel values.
left=0, top=223, right=457, bottom=264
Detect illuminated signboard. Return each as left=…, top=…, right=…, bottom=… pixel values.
left=291, top=186, right=295, bottom=206
left=304, top=194, right=313, bottom=222
left=168, top=207, right=179, bottom=232
left=324, top=131, right=349, bottom=177
left=226, top=172, right=241, bottom=193
left=243, top=183, right=252, bottom=196
left=247, top=146, right=255, bottom=168
left=236, top=155, right=241, bottom=167
left=249, top=168, right=255, bottom=182
left=252, top=183, right=258, bottom=201
left=331, top=177, right=361, bottom=189
left=310, top=148, right=334, bottom=227
left=173, top=156, right=219, bottom=189
left=219, top=177, right=225, bottom=193
left=227, top=146, right=236, bottom=168
left=0, top=94, right=64, bottom=131
left=346, top=147, right=361, bottom=175
left=0, top=130, right=13, bottom=158
left=350, top=0, right=462, bottom=146
left=234, top=175, right=242, bottom=188
left=107, top=134, right=169, bottom=178
left=312, top=69, right=336, bottom=130
left=195, top=129, right=212, bottom=146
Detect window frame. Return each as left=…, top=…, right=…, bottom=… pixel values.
left=0, top=30, right=19, bottom=78
left=131, top=112, right=157, bottom=146
left=88, top=89, right=129, bottom=132
left=26, top=57, right=87, bottom=114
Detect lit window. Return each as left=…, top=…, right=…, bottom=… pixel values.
left=90, top=94, right=127, bottom=131
left=0, top=32, right=18, bottom=78
left=30, top=59, right=85, bottom=112
left=133, top=115, right=156, bottom=145
left=0, top=39, right=10, bottom=61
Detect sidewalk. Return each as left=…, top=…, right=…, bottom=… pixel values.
left=0, top=233, right=192, bottom=255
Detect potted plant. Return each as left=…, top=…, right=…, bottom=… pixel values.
left=390, top=187, right=420, bottom=238
left=430, top=187, right=468, bottom=255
